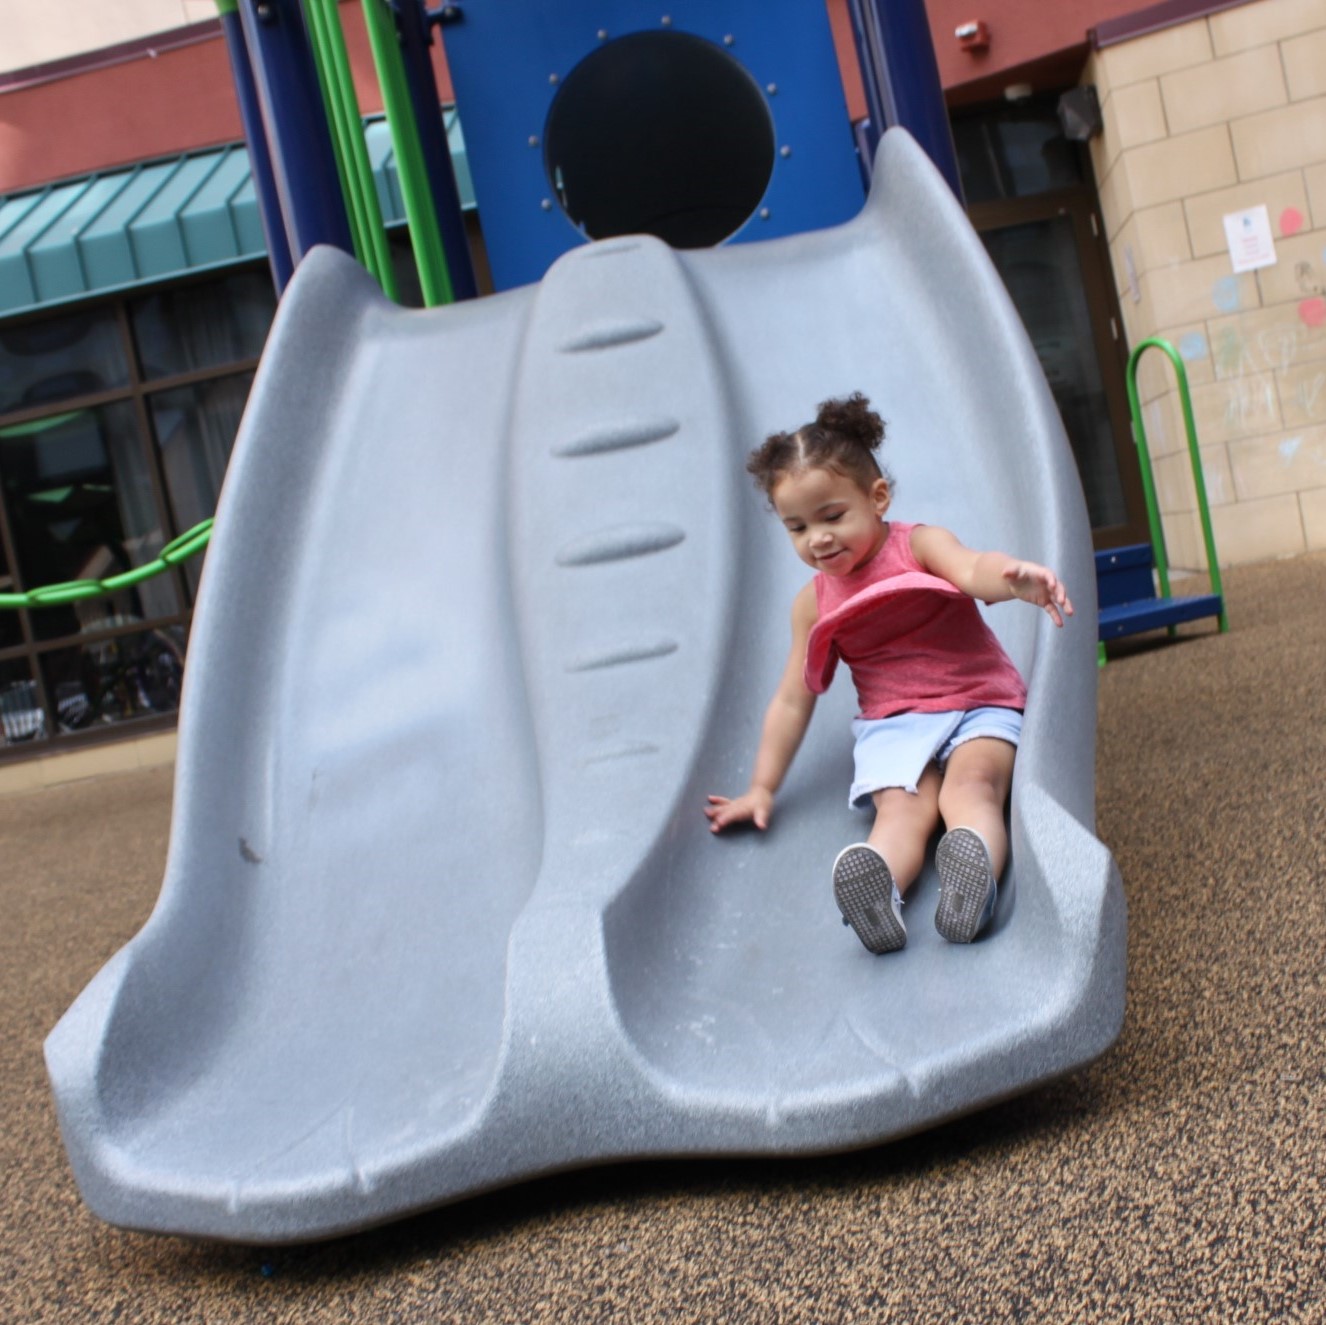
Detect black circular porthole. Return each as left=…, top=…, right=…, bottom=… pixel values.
left=543, top=31, right=776, bottom=249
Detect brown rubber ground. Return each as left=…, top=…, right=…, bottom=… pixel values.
left=3, top=552, right=1323, bottom=1322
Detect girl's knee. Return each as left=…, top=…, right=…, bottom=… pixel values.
left=938, top=751, right=1013, bottom=817
left=873, top=785, right=941, bottom=832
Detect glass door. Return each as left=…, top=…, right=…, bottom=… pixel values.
left=976, top=189, right=1146, bottom=545
left=955, top=98, right=1150, bottom=549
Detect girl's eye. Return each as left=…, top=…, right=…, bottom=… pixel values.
left=826, top=512, right=843, bottom=523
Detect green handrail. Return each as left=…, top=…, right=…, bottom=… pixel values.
left=0, top=520, right=213, bottom=610
left=1124, top=336, right=1229, bottom=633
left=302, top=0, right=400, bottom=300
left=360, top=0, right=455, bottom=307
left=304, top=0, right=370, bottom=269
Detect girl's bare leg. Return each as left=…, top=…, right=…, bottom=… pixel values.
left=866, top=764, right=943, bottom=895
left=936, top=738, right=1016, bottom=873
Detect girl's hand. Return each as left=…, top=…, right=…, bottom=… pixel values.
left=705, top=788, right=774, bottom=833
left=1002, top=562, right=1073, bottom=627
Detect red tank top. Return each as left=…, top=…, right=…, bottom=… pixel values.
left=803, top=522, right=1027, bottom=720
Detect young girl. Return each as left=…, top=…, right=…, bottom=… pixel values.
left=705, top=394, right=1072, bottom=954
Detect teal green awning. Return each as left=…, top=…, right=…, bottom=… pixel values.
left=0, top=112, right=474, bottom=318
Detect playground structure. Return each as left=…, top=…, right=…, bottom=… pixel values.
left=214, top=0, right=959, bottom=298
left=42, top=3, right=1126, bottom=1242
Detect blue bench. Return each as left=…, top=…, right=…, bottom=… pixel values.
left=1096, top=543, right=1224, bottom=644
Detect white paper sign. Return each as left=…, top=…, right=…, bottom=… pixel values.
left=1223, top=205, right=1277, bottom=273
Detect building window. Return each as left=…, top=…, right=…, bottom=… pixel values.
left=0, top=265, right=275, bottom=755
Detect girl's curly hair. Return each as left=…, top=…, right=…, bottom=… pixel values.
left=746, top=392, right=890, bottom=499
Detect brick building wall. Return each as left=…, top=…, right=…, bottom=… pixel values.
left=1088, top=0, right=1326, bottom=568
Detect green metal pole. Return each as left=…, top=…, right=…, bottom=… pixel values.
left=1125, top=336, right=1229, bottom=633
left=304, top=0, right=399, bottom=299
left=302, top=0, right=371, bottom=270
left=1124, top=342, right=1172, bottom=601
left=0, top=520, right=214, bottom=611
left=360, top=0, right=454, bottom=306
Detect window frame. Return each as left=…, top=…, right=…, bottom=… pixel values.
left=0, top=261, right=269, bottom=761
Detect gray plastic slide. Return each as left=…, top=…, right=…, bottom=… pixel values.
left=46, top=131, right=1125, bottom=1244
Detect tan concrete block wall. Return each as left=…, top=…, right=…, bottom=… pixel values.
left=1100, top=80, right=1169, bottom=172
left=1140, top=390, right=1190, bottom=460
left=1160, top=45, right=1287, bottom=136
left=1211, top=492, right=1306, bottom=561
left=1228, top=424, right=1326, bottom=498
left=1154, top=444, right=1234, bottom=511
left=1121, top=126, right=1239, bottom=211
left=1161, top=508, right=1211, bottom=570
left=1281, top=28, right=1326, bottom=100
left=1099, top=20, right=1215, bottom=87
left=1133, top=323, right=1215, bottom=404
left=1306, top=164, right=1326, bottom=227
left=1278, top=360, right=1326, bottom=426
left=1184, top=172, right=1310, bottom=257
left=1134, top=203, right=1196, bottom=269
left=1301, top=486, right=1326, bottom=548
left=1090, top=0, right=1326, bottom=570
left=1232, top=99, right=1326, bottom=180
left=1209, top=0, right=1326, bottom=54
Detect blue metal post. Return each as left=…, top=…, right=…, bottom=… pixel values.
left=846, top=0, right=963, bottom=201
left=217, top=4, right=295, bottom=292
left=237, top=0, right=355, bottom=276
left=393, top=1, right=478, bottom=300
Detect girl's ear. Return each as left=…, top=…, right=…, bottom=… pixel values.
left=871, top=478, right=892, bottom=517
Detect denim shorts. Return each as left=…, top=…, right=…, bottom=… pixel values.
left=849, top=706, right=1023, bottom=808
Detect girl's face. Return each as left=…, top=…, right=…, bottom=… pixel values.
left=770, top=465, right=891, bottom=576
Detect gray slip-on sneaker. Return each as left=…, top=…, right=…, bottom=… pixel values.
left=832, top=843, right=906, bottom=954
left=934, top=827, right=998, bottom=944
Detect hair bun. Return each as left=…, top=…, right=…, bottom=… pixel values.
left=815, top=392, right=884, bottom=452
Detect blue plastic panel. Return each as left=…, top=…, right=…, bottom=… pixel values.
left=1095, top=543, right=1156, bottom=609
left=1099, top=594, right=1224, bottom=640
left=441, top=0, right=865, bottom=290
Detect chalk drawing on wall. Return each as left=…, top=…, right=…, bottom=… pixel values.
left=1280, top=208, right=1305, bottom=237
left=1213, top=275, right=1242, bottom=313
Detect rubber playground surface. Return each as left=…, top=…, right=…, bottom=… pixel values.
left=3, top=551, right=1324, bottom=1323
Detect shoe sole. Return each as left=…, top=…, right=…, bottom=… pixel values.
left=833, top=846, right=906, bottom=954
left=934, top=828, right=996, bottom=944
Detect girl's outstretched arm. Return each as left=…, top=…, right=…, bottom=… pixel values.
left=910, top=525, right=1073, bottom=627
left=706, top=583, right=819, bottom=832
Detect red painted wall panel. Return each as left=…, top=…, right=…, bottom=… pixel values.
left=923, top=0, right=1164, bottom=94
